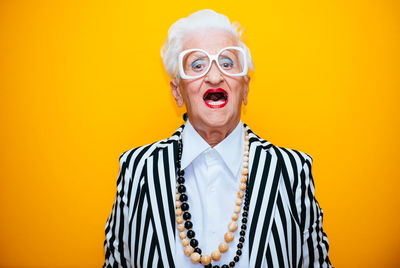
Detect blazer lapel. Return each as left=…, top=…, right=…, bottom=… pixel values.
left=245, top=125, right=282, bottom=267
left=144, top=126, right=183, bottom=268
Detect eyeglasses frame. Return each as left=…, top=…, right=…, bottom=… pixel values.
left=177, top=46, right=248, bottom=80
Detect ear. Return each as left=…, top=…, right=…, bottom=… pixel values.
left=242, top=75, right=250, bottom=105
left=170, top=79, right=184, bottom=107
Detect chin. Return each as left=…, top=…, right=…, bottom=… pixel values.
left=201, top=113, right=235, bottom=129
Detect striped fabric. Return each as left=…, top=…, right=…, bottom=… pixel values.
left=103, top=124, right=332, bottom=268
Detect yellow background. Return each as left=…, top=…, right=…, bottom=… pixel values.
left=0, top=0, right=399, bottom=267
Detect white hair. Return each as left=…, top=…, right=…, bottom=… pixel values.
left=160, top=9, right=254, bottom=80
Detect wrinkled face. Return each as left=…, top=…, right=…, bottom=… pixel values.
left=170, top=29, right=250, bottom=133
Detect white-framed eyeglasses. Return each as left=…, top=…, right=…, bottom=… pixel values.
left=178, top=46, right=248, bottom=79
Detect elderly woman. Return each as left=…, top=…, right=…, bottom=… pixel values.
left=103, top=9, right=332, bottom=268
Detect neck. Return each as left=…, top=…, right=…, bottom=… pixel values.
left=188, top=119, right=240, bottom=147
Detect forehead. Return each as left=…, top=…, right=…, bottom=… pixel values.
left=182, top=29, right=238, bottom=54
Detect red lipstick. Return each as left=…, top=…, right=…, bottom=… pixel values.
left=203, top=88, right=229, bottom=109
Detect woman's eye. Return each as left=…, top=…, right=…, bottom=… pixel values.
left=220, top=58, right=234, bottom=69
left=193, top=64, right=203, bottom=69
left=191, top=59, right=205, bottom=71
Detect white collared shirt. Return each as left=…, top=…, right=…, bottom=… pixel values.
left=175, top=119, right=249, bottom=268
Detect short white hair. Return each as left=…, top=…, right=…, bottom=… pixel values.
left=160, top=9, right=254, bottom=80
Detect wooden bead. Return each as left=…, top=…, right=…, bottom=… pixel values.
left=239, top=183, right=247, bottom=190
left=176, top=201, right=182, bottom=208
left=245, top=140, right=249, bottom=145
left=245, top=135, right=249, bottom=141
left=190, top=252, right=201, bottom=263
left=201, top=254, right=211, bottom=265
left=184, top=245, right=194, bottom=256
left=232, top=213, right=239, bottom=221
left=178, top=224, right=185, bottom=232
left=211, top=250, right=221, bottom=261
left=179, top=232, right=187, bottom=239
left=182, top=238, right=189, bottom=246
left=219, top=242, right=229, bottom=253
left=176, top=216, right=183, bottom=224
left=242, top=168, right=249, bottom=175
left=237, top=190, right=244, bottom=198
left=228, top=221, right=238, bottom=232
left=235, top=198, right=243, bottom=206
left=244, top=146, right=249, bottom=151
left=243, top=162, right=248, bottom=168
left=243, top=156, right=249, bottom=162
left=233, top=205, right=241, bottom=214
left=224, top=231, right=234, bottom=242
left=175, top=208, right=182, bottom=216
left=244, top=151, right=249, bottom=156
left=176, top=194, right=180, bottom=201
left=241, top=176, right=247, bottom=182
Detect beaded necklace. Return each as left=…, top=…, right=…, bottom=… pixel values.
left=175, top=125, right=250, bottom=268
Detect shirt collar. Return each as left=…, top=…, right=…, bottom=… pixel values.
left=181, top=119, right=244, bottom=176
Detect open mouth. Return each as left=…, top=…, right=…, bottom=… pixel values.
left=203, top=88, right=228, bottom=109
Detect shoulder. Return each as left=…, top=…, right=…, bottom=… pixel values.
left=271, top=144, right=313, bottom=171
left=118, top=138, right=169, bottom=172
left=245, top=124, right=313, bottom=179
left=116, top=124, right=184, bottom=185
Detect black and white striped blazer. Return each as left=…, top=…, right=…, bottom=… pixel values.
left=103, top=124, right=332, bottom=267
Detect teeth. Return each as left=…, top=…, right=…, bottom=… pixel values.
left=209, top=100, right=225, bottom=105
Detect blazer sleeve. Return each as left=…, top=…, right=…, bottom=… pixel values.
left=103, top=152, right=132, bottom=268
left=299, top=154, right=332, bottom=268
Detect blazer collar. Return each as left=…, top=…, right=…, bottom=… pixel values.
left=145, top=123, right=281, bottom=267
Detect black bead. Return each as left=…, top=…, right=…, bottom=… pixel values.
left=239, top=237, right=245, bottom=243
left=181, top=202, right=189, bottom=211
left=183, top=212, right=191, bottom=220
left=237, top=242, right=243, bottom=249
left=177, top=177, right=185, bottom=184
left=240, top=230, right=245, bottom=236
left=213, top=266, right=220, bottom=268
left=244, top=197, right=249, bottom=203
left=241, top=224, right=247, bottom=230
left=194, top=247, right=202, bottom=254
left=234, top=256, right=240, bottom=262
left=184, top=221, right=193, bottom=229
left=243, top=206, right=249, bottom=211
left=190, top=239, right=198, bottom=247
left=236, top=249, right=242, bottom=256
left=242, top=212, right=248, bottom=217
left=187, top=230, right=195, bottom=238
left=204, top=265, right=212, bottom=268
left=222, top=265, right=229, bottom=268
left=244, top=201, right=249, bottom=206
left=178, top=169, right=185, bottom=176
left=178, top=185, right=186, bottom=193
left=229, top=262, right=235, bottom=267
left=179, top=194, right=188, bottom=202
left=242, top=218, right=247, bottom=223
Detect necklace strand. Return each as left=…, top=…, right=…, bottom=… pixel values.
left=175, top=125, right=250, bottom=268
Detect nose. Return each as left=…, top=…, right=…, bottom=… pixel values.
left=204, top=61, right=223, bottom=84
